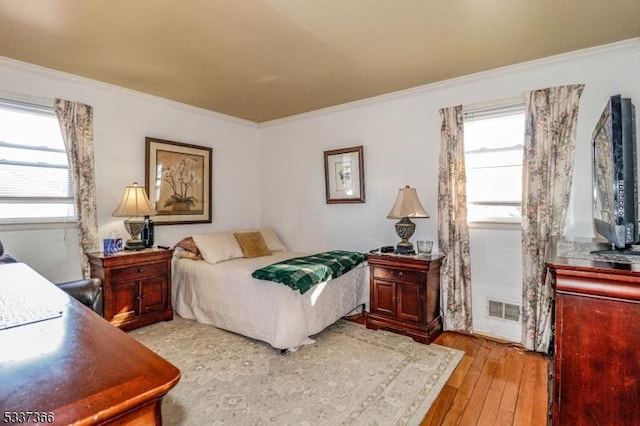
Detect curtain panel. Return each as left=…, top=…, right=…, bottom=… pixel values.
left=521, top=84, right=585, bottom=352
left=438, top=105, right=473, bottom=332
left=55, top=99, right=99, bottom=278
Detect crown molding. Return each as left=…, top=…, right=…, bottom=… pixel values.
left=260, top=37, right=640, bottom=128
left=0, top=55, right=259, bottom=128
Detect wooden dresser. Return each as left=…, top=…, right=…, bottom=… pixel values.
left=88, top=248, right=174, bottom=331
left=366, top=252, right=443, bottom=344
left=547, top=245, right=640, bottom=425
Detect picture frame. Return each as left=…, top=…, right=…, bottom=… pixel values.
left=324, top=145, right=365, bottom=204
left=145, top=137, right=212, bottom=225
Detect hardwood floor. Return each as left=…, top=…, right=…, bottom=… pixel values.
left=422, top=332, right=550, bottom=426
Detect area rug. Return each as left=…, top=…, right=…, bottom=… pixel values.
left=129, top=317, right=463, bottom=425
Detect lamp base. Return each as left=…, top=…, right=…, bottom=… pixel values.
left=123, top=218, right=146, bottom=251
left=124, top=240, right=146, bottom=251
left=395, top=242, right=415, bottom=255
left=394, top=217, right=416, bottom=254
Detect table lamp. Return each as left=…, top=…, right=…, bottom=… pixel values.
left=387, top=185, right=430, bottom=254
left=112, top=182, right=157, bottom=250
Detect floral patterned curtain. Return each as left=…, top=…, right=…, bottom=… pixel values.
left=438, top=105, right=473, bottom=332
left=55, top=100, right=99, bottom=278
left=521, top=84, right=584, bottom=352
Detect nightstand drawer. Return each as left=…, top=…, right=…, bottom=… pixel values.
left=372, top=265, right=424, bottom=283
left=110, top=262, right=168, bottom=282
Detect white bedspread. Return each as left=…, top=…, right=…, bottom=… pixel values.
left=172, top=252, right=369, bottom=350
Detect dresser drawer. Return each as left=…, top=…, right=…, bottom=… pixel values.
left=110, top=262, right=168, bottom=282
left=372, top=266, right=424, bottom=283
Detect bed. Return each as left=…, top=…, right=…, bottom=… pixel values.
left=172, top=229, right=369, bottom=350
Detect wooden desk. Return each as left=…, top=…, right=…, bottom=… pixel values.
left=0, top=262, right=180, bottom=425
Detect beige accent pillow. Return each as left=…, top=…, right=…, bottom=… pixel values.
left=192, top=232, right=244, bottom=264
left=234, top=232, right=272, bottom=258
left=231, top=227, right=287, bottom=252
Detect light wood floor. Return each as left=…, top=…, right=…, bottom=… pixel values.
left=422, top=331, right=550, bottom=426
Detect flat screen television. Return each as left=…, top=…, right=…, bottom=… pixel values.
left=592, top=94, right=638, bottom=253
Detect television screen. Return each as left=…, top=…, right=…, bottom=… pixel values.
left=592, top=105, right=614, bottom=228
left=592, top=95, right=637, bottom=251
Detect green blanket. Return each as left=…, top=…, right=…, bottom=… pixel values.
left=251, top=250, right=366, bottom=294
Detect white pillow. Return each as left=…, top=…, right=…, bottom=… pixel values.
left=192, top=228, right=287, bottom=265
left=192, top=232, right=244, bottom=265
left=258, top=227, right=287, bottom=252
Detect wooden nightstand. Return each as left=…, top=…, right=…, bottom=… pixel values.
left=366, top=252, right=443, bottom=344
left=87, top=248, right=174, bottom=331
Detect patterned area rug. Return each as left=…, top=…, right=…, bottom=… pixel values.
left=129, top=317, right=463, bottom=425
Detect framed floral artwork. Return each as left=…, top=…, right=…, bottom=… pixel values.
left=145, top=137, right=212, bottom=224
left=324, top=145, right=365, bottom=204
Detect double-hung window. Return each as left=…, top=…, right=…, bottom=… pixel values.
left=464, top=102, right=525, bottom=223
left=0, top=98, right=75, bottom=223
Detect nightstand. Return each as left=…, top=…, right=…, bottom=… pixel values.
left=366, top=252, right=443, bottom=344
left=87, top=248, right=174, bottom=331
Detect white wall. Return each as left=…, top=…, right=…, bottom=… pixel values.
left=0, top=58, right=260, bottom=282
left=259, top=39, right=640, bottom=341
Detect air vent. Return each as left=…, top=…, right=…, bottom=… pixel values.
left=487, top=299, right=521, bottom=322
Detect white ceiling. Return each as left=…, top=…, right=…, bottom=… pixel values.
left=0, top=0, right=638, bottom=122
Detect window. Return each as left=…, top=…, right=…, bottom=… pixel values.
left=0, top=98, right=75, bottom=223
left=464, top=103, right=525, bottom=223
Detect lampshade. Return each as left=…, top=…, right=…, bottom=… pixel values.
left=112, top=182, right=156, bottom=251
left=387, top=186, right=429, bottom=254
left=112, top=182, right=157, bottom=217
left=387, top=186, right=430, bottom=219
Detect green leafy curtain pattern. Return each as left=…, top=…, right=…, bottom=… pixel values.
left=521, top=84, right=584, bottom=352
left=55, top=100, right=99, bottom=279
left=438, top=105, right=473, bottom=332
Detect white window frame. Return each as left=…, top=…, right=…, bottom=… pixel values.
left=463, top=100, right=525, bottom=227
left=0, top=97, right=76, bottom=227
